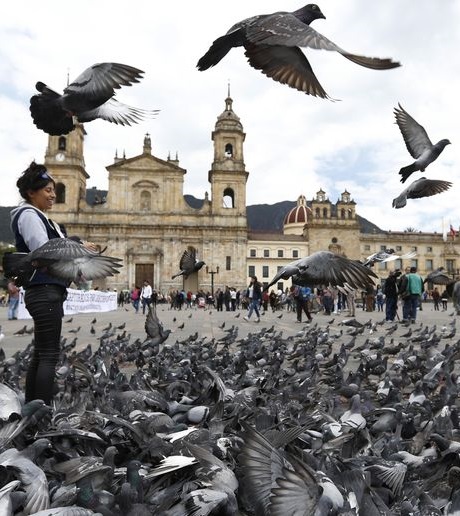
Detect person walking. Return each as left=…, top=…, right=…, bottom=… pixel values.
left=10, top=161, right=96, bottom=405
left=243, top=276, right=262, bottom=322
left=383, top=270, right=400, bottom=322
left=432, top=287, right=441, bottom=311
left=140, top=280, right=152, bottom=315
left=400, top=266, right=424, bottom=323
left=294, top=284, right=313, bottom=323
left=6, top=280, right=20, bottom=320
left=441, top=290, right=449, bottom=311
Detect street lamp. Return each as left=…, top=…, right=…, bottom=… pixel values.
left=206, top=265, right=219, bottom=297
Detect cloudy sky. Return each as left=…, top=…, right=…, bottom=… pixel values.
left=0, top=1, right=459, bottom=233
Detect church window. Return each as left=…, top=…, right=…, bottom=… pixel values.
left=224, top=143, right=233, bottom=157
left=348, top=209, right=353, bottom=219
left=323, top=208, right=328, bottom=218
left=226, top=256, right=231, bottom=270
left=55, top=183, right=65, bottom=204
left=58, top=137, right=66, bottom=150
left=140, top=190, right=151, bottom=211
left=223, top=187, right=235, bottom=208
left=315, top=208, right=320, bottom=218
left=341, top=209, right=345, bottom=219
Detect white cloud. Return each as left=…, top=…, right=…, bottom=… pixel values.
left=0, top=0, right=459, bottom=233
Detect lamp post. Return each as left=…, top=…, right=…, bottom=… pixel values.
left=206, top=265, right=219, bottom=298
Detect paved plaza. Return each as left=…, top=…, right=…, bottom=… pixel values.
left=0, top=297, right=457, bottom=361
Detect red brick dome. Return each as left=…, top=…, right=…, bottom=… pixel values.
left=284, top=195, right=311, bottom=225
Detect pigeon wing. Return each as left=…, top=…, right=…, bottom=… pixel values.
left=246, top=14, right=400, bottom=70
left=394, top=104, right=433, bottom=159
left=179, top=250, right=197, bottom=274
left=77, top=98, right=159, bottom=126
left=64, top=63, right=144, bottom=101
left=294, top=251, right=378, bottom=289
left=145, top=307, right=162, bottom=339
left=405, top=178, right=452, bottom=200
left=245, top=43, right=331, bottom=98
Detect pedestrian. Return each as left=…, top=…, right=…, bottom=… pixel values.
left=365, top=284, right=375, bottom=312
left=432, top=287, right=440, bottom=311
left=6, top=279, right=20, bottom=320
left=383, top=270, right=400, bottom=321
left=294, top=284, right=313, bottom=323
left=10, top=161, right=97, bottom=405
left=243, top=276, right=262, bottom=322
left=441, top=289, right=449, bottom=311
left=131, top=285, right=141, bottom=313
left=400, top=266, right=424, bottom=323
left=140, top=280, right=152, bottom=314
left=375, top=285, right=385, bottom=312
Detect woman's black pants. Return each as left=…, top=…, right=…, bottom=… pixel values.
left=24, top=284, right=67, bottom=404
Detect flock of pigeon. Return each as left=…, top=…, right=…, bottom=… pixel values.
left=1, top=3, right=453, bottom=514
left=1, top=305, right=460, bottom=515
left=28, top=4, right=452, bottom=211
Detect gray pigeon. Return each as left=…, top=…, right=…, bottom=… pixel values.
left=265, top=251, right=378, bottom=291
left=144, top=307, right=171, bottom=345
left=30, top=62, right=159, bottom=135
left=3, top=238, right=122, bottom=285
left=394, top=103, right=451, bottom=183
left=171, top=249, right=205, bottom=279
left=197, top=4, right=400, bottom=98
left=392, top=177, right=452, bottom=209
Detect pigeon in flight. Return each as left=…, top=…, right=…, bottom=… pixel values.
left=30, top=62, right=159, bottom=135
left=197, top=4, right=400, bottom=98
left=392, top=177, right=452, bottom=209
left=363, top=249, right=417, bottom=267
left=145, top=307, right=171, bottom=345
left=171, top=249, right=205, bottom=279
left=265, top=251, right=378, bottom=291
left=394, top=103, right=451, bottom=183
left=3, top=238, right=122, bottom=285
left=424, top=267, right=453, bottom=286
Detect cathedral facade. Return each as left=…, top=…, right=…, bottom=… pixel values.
left=43, top=95, right=458, bottom=294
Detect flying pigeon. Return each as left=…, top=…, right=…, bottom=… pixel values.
left=394, top=103, right=451, bottom=183
left=30, top=62, right=159, bottom=135
left=145, top=307, right=171, bottom=345
left=171, top=249, right=205, bottom=279
left=265, top=251, right=378, bottom=291
left=197, top=4, right=400, bottom=98
left=392, top=177, right=452, bottom=209
left=424, top=267, right=453, bottom=286
left=362, top=249, right=417, bottom=267
left=3, top=238, right=122, bottom=285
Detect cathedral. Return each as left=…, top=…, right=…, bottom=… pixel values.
left=43, top=94, right=459, bottom=294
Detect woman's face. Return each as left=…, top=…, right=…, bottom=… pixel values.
left=27, top=181, right=56, bottom=211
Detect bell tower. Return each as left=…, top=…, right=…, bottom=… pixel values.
left=208, top=89, right=248, bottom=216
left=43, top=124, right=89, bottom=212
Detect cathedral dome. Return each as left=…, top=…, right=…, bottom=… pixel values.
left=284, top=195, right=311, bottom=224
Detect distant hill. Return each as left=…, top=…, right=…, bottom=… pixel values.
left=0, top=196, right=383, bottom=245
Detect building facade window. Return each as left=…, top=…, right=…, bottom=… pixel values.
left=262, top=265, right=269, bottom=278
left=226, top=256, right=231, bottom=271
left=277, top=249, right=284, bottom=258
left=55, top=182, right=66, bottom=204
left=223, top=187, right=235, bottom=208
left=248, top=265, right=255, bottom=277
left=396, top=246, right=402, bottom=252
left=250, top=249, right=256, bottom=257
left=364, top=245, right=371, bottom=252
left=446, top=259, right=456, bottom=274
left=58, top=136, right=66, bottom=150
left=411, top=259, right=418, bottom=269
left=292, top=250, right=299, bottom=258
left=263, top=249, right=270, bottom=258
left=426, top=246, right=433, bottom=253
left=425, top=259, right=433, bottom=271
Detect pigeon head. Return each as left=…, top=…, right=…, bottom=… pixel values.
left=293, top=4, right=326, bottom=24
left=439, top=138, right=451, bottom=147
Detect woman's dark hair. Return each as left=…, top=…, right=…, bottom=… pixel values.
left=16, top=161, right=55, bottom=201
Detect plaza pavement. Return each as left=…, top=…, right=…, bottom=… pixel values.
left=0, top=298, right=457, bottom=362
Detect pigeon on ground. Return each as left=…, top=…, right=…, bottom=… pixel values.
left=30, top=62, right=159, bottom=135
left=197, top=4, right=400, bottom=98
left=265, top=251, right=378, bottom=291
left=394, top=103, right=451, bottom=183
left=3, top=238, right=123, bottom=284
left=392, top=177, right=452, bottom=209
left=171, top=250, right=205, bottom=279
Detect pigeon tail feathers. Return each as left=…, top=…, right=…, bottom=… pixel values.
left=399, top=163, right=418, bottom=183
